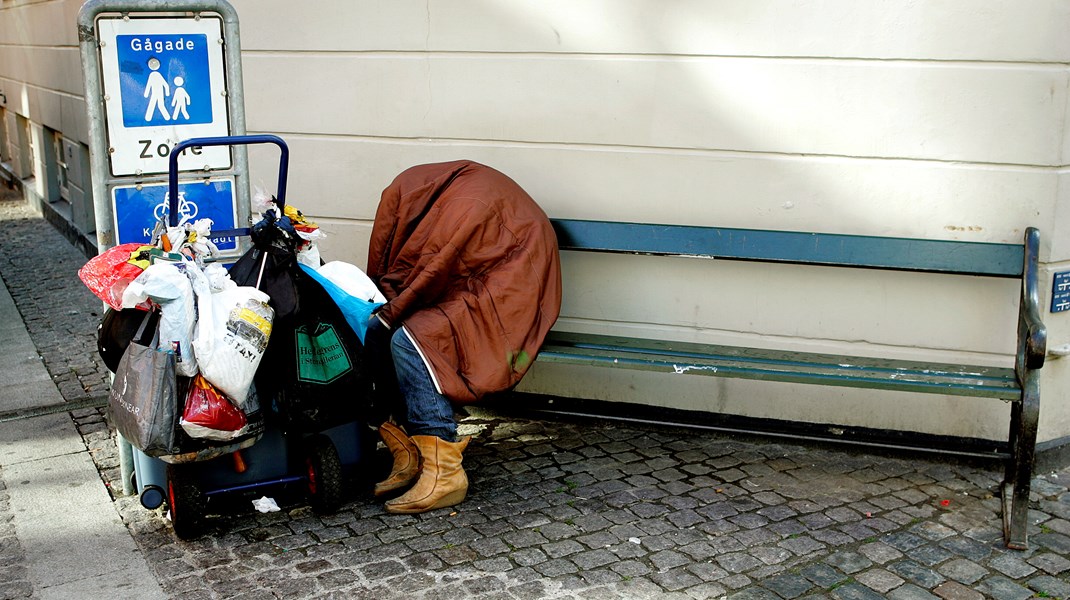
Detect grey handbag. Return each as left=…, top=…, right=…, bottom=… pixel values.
left=107, top=310, right=178, bottom=456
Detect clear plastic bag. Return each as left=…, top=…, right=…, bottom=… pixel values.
left=190, top=264, right=274, bottom=407
left=121, top=261, right=199, bottom=377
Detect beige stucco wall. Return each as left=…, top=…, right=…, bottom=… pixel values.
left=233, top=1, right=1070, bottom=443
left=0, top=0, right=92, bottom=235
left=2, top=0, right=1069, bottom=443
left=0, top=0, right=85, bottom=143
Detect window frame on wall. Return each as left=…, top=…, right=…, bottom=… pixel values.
left=0, top=107, right=10, bottom=165
left=13, top=113, right=33, bottom=179
left=49, top=128, right=70, bottom=203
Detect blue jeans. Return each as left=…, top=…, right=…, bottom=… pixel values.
left=366, top=318, right=457, bottom=441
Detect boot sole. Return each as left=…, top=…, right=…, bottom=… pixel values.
left=385, top=488, right=467, bottom=514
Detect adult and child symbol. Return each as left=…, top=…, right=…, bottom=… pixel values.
left=143, top=56, right=191, bottom=122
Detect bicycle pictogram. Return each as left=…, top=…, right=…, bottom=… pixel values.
left=153, top=191, right=198, bottom=222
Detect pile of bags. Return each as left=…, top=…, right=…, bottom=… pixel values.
left=228, top=198, right=383, bottom=431
left=81, top=198, right=383, bottom=457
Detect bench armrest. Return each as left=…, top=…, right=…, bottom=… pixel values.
left=1018, top=227, right=1047, bottom=372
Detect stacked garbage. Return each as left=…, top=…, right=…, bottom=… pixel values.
left=80, top=194, right=382, bottom=459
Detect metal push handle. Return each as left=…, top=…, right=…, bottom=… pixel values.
left=167, top=134, right=289, bottom=231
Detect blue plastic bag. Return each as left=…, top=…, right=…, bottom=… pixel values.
left=299, top=264, right=382, bottom=343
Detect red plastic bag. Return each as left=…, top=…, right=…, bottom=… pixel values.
left=78, top=243, right=154, bottom=310
left=179, top=375, right=248, bottom=441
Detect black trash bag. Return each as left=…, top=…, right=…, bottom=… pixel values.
left=228, top=207, right=301, bottom=319
left=230, top=206, right=372, bottom=432
left=254, top=265, right=374, bottom=432
left=97, top=307, right=161, bottom=373
left=228, top=247, right=298, bottom=320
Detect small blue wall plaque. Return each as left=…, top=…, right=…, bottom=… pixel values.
left=1052, top=272, right=1070, bottom=313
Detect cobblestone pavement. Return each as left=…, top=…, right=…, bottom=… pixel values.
left=1, top=186, right=1069, bottom=599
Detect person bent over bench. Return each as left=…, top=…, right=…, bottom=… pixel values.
left=364, top=160, right=562, bottom=514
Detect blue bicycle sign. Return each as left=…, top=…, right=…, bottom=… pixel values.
left=111, top=178, right=238, bottom=253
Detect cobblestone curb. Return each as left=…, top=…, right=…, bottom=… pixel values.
left=0, top=191, right=111, bottom=405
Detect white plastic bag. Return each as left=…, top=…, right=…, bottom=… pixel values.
left=185, top=218, right=220, bottom=258
left=316, top=261, right=387, bottom=303
left=252, top=496, right=280, bottom=513
left=202, top=263, right=236, bottom=293
left=296, top=244, right=321, bottom=269
left=190, top=269, right=273, bottom=407
left=121, top=262, right=198, bottom=377
left=160, top=217, right=219, bottom=263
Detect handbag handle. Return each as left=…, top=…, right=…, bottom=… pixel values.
left=133, top=309, right=161, bottom=347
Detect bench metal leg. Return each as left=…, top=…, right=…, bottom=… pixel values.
left=1002, top=377, right=1039, bottom=550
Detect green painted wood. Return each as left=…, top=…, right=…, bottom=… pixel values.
left=539, top=332, right=1020, bottom=400
left=550, top=219, right=1024, bottom=277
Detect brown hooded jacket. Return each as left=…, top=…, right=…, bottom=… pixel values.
left=367, top=160, right=562, bottom=403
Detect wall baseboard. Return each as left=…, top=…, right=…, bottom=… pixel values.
left=501, top=392, right=1069, bottom=472
left=39, top=198, right=97, bottom=259
left=0, top=166, right=97, bottom=260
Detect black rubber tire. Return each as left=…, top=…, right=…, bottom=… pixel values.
left=166, top=464, right=205, bottom=540
left=305, top=434, right=343, bottom=514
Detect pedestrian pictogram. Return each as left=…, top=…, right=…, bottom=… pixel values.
left=171, top=76, right=191, bottom=120
left=144, top=57, right=170, bottom=121
left=116, top=33, right=214, bottom=127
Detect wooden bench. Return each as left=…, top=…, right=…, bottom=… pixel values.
left=537, top=219, right=1046, bottom=550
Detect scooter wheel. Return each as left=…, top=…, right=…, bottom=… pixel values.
left=140, top=484, right=165, bottom=510
left=305, top=434, right=343, bottom=514
left=166, top=464, right=205, bottom=540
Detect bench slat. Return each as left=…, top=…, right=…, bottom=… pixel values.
left=552, top=219, right=1024, bottom=277
left=540, top=332, right=1019, bottom=400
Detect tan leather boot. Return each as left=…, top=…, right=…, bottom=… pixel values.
left=373, top=422, right=421, bottom=498
left=384, top=435, right=470, bottom=514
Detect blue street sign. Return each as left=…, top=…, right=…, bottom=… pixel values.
left=98, top=17, right=231, bottom=176
left=116, top=33, right=214, bottom=127
left=112, top=178, right=238, bottom=252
